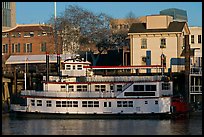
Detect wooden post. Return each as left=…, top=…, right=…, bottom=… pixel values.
left=185, top=35, right=190, bottom=103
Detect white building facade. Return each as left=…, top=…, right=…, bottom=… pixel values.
left=189, top=26, right=202, bottom=105
left=128, top=15, right=190, bottom=74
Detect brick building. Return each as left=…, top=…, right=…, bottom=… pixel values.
left=2, top=24, right=60, bottom=71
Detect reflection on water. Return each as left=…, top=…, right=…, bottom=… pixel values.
left=2, top=113, right=202, bottom=135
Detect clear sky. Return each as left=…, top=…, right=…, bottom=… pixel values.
left=16, top=2, right=202, bottom=27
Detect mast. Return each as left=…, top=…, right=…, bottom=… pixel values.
left=54, top=2, right=60, bottom=76
left=24, top=57, right=27, bottom=91
left=54, top=2, right=57, bottom=54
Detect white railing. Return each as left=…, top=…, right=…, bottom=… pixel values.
left=190, top=85, right=202, bottom=93
left=21, top=90, right=116, bottom=98
left=86, top=75, right=163, bottom=82
left=190, top=67, right=202, bottom=74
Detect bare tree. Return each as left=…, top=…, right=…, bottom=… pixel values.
left=47, top=5, right=113, bottom=65
left=47, top=6, right=139, bottom=66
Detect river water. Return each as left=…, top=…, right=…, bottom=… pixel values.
left=2, top=112, right=202, bottom=135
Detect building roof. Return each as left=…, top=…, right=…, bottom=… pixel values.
left=5, top=54, right=78, bottom=64
left=2, top=24, right=53, bottom=33
left=128, top=21, right=186, bottom=33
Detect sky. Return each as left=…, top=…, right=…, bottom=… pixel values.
left=16, top=2, right=202, bottom=27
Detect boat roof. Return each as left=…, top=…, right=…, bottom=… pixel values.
left=5, top=54, right=79, bottom=64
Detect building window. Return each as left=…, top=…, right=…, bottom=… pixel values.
left=2, top=44, right=8, bottom=53
left=18, top=33, right=21, bottom=37
left=160, top=38, right=166, bottom=48
left=30, top=32, right=34, bottom=37
left=198, top=35, right=202, bottom=44
left=12, top=44, right=15, bottom=53
left=12, top=43, right=20, bottom=53
left=16, top=43, right=20, bottom=53
left=41, top=42, right=46, bottom=52
left=24, top=43, right=32, bottom=53
left=161, top=54, right=166, bottom=66
left=141, top=38, right=147, bottom=49
left=191, top=35, right=194, bottom=44
left=2, top=33, right=9, bottom=38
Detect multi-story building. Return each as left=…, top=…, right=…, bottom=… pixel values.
left=188, top=26, right=202, bottom=105
left=2, top=2, right=16, bottom=31
left=160, top=8, right=188, bottom=22
left=128, top=15, right=190, bottom=74
left=2, top=24, right=57, bottom=71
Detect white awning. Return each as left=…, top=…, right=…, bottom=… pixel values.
left=5, top=54, right=77, bottom=65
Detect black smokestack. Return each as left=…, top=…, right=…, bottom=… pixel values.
left=57, top=54, right=60, bottom=76
left=46, top=52, right=49, bottom=82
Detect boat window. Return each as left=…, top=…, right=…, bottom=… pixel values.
left=162, top=82, right=170, bottom=90
left=128, top=101, right=133, bottom=107
left=133, top=85, right=144, bottom=91
left=65, top=65, right=71, bottom=70
left=95, top=85, right=106, bottom=92
left=124, top=92, right=155, bottom=96
left=155, top=100, right=158, bottom=105
left=123, top=101, right=128, bottom=107
left=94, top=101, right=99, bottom=107
left=88, top=101, right=93, bottom=107
left=73, top=65, right=76, bottom=70
left=62, top=101, right=66, bottom=107
left=109, top=102, right=111, bottom=107
left=117, top=101, right=122, bottom=107
left=82, top=101, right=87, bottom=107
left=67, top=101, right=72, bottom=107
left=116, top=85, right=122, bottom=91
left=104, top=102, right=107, bottom=107
left=77, top=65, right=82, bottom=70
left=77, top=85, right=87, bottom=91
left=46, top=100, right=52, bottom=107
left=31, top=100, right=35, bottom=106
left=56, top=101, right=61, bottom=107
left=82, top=101, right=98, bottom=107
left=68, top=85, right=74, bottom=92
left=136, top=107, right=140, bottom=112
left=146, top=85, right=156, bottom=91
left=37, top=100, right=42, bottom=106
left=73, top=101, right=78, bottom=107
left=145, top=101, right=148, bottom=104
left=117, top=101, right=133, bottom=107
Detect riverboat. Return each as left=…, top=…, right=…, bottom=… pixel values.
left=10, top=54, right=188, bottom=119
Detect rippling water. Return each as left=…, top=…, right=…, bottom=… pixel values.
left=2, top=113, right=202, bottom=135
